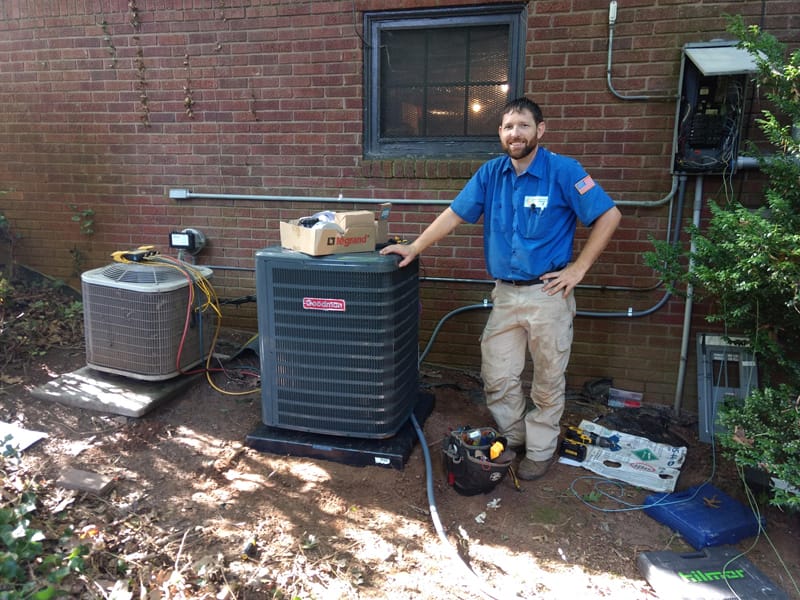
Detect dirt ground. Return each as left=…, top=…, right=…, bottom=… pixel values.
left=3, top=326, right=799, bottom=599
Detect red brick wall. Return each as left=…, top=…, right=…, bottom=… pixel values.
left=1, top=0, right=798, bottom=412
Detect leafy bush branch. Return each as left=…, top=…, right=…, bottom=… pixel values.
left=1, top=440, right=88, bottom=599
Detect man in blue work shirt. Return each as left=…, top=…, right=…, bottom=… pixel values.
left=381, top=97, right=621, bottom=481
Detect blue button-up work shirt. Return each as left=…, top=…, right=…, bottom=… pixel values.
left=450, top=147, right=616, bottom=280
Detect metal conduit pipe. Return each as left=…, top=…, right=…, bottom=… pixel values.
left=170, top=189, right=451, bottom=206
left=568, top=173, right=687, bottom=318
left=187, top=173, right=683, bottom=313
left=417, top=175, right=679, bottom=359
left=170, top=175, right=678, bottom=209
left=606, top=0, right=677, bottom=103
left=615, top=175, right=678, bottom=208
left=201, top=271, right=672, bottom=316
left=422, top=275, right=665, bottom=293
left=418, top=286, right=674, bottom=359
left=197, top=269, right=667, bottom=295
left=672, top=175, right=704, bottom=415
left=670, top=158, right=765, bottom=414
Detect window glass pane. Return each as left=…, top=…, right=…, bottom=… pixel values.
left=382, top=30, right=426, bottom=86
left=427, top=86, right=467, bottom=136
left=466, top=86, right=508, bottom=135
left=470, top=27, right=509, bottom=81
left=382, top=87, right=424, bottom=136
left=380, top=24, right=510, bottom=139
left=364, top=6, right=525, bottom=158
left=427, top=29, right=467, bottom=83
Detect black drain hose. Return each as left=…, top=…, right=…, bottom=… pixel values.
left=412, top=300, right=507, bottom=600
left=410, top=413, right=505, bottom=600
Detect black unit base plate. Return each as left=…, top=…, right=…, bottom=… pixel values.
left=245, top=392, right=434, bottom=470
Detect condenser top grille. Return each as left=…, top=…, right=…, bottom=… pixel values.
left=101, top=262, right=187, bottom=284
left=82, top=262, right=212, bottom=293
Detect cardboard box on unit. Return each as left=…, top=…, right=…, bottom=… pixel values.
left=279, top=203, right=391, bottom=256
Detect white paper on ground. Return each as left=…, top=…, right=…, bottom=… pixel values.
left=559, top=419, right=687, bottom=492
left=0, top=421, right=49, bottom=452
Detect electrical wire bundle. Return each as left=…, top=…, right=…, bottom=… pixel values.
left=110, top=246, right=260, bottom=396
left=675, top=79, right=745, bottom=174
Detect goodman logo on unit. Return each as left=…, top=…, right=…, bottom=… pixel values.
left=303, top=297, right=346, bottom=312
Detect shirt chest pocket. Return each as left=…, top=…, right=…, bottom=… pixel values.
left=520, top=195, right=553, bottom=238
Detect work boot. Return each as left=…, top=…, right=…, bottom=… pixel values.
left=517, top=457, right=552, bottom=481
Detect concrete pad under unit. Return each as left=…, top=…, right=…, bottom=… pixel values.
left=31, top=366, right=201, bottom=418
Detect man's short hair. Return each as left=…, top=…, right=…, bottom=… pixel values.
left=502, top=97, right=544, bottom=124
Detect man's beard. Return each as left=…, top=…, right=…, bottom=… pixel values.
left=503, top=139, right=537, bottom=160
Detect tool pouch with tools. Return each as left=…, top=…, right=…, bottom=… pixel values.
left=442, top=426, right=515, bottom=496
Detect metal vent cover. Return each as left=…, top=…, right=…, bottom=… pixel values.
left=100, top=262, right=190, bottom=285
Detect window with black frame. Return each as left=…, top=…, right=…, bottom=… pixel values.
left=363, top=6, right=526, bottom=159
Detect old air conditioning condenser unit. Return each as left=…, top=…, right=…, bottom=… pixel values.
left=81, top=261, right=215, bottom=381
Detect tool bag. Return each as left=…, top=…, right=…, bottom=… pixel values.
left=442, top=426, right=515, bottom=496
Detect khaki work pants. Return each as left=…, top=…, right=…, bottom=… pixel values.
left=480, top=282, right=576, bottom=461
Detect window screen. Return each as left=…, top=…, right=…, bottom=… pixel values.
left=364, top=6, right=526, bottom=159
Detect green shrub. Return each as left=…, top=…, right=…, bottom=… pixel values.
left=645, top=16, right=800, bottom=509
left=1, top=440, right=89, bottom=599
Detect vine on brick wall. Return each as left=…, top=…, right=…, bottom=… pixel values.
left=100, top=20, right=117, bottom=69
left=0, top=207, right=18, bottom=281
left=128, top=0, right=150, bottom=126
left=68, top=205, right=95, bottom=278
left=249, top=82, right=259, bottom=121
left=183, top=54, right=195, bottom=119
left=127, top=0, right=140, bottom=28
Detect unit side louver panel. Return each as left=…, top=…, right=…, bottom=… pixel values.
left=81, top=263, right=214, bottom=381
left=256, top=247, right=419, bottom=438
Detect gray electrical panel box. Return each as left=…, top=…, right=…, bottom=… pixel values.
left=696, top=333, right=758, bottom=444
left=672, top=41, right=757, bottom=174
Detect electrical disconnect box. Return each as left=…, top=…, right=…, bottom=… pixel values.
left=672, top=41, right=757, bottom=174
left=696, top=333, right=758, bottom=444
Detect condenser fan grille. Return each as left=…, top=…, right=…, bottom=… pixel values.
left=100, top=262, right=190, bottom=285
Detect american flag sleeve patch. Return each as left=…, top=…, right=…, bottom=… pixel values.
left=575, top=175, right=595, bottom=195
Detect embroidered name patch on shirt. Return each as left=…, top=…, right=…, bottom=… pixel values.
left=575, top=175, right=595, bottom=195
